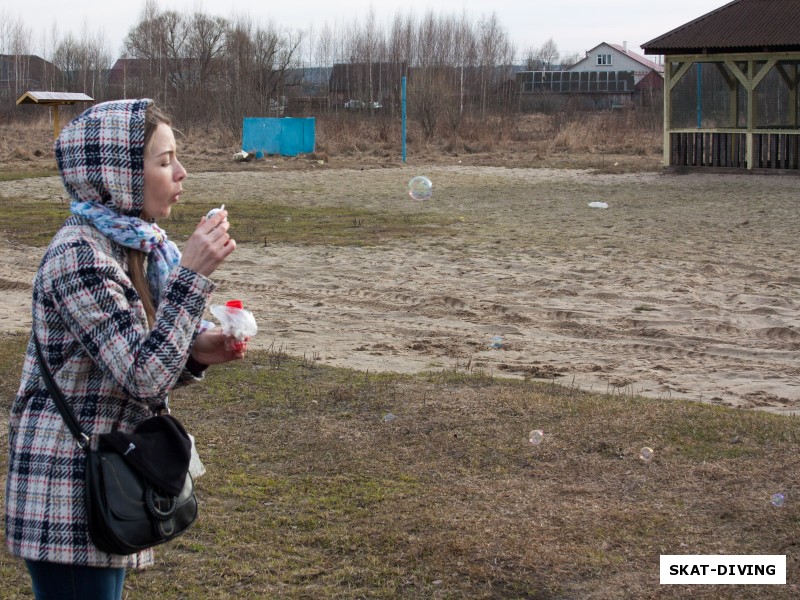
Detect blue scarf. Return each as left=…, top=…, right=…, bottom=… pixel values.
left=70, top=200, right=181, bottom=305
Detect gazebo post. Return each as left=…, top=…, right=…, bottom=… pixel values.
left=746, top=60, right=755, bottom=170
left=52, top=104, right=60, bottom=139
left=663, top=61, right=672, bottom=167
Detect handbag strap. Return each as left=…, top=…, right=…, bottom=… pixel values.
left=33, top=332, right=91, bottom=450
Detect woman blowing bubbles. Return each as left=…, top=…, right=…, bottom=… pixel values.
left=5, top=99, right=245, bottom=599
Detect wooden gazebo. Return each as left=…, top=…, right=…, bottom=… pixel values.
left=642, top=0, right=800, bottom=172
left=16, top=91, right=94, bottom=139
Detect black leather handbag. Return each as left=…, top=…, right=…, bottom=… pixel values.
left=34, top=334, right=198, bottom=555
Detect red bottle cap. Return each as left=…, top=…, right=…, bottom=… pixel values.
left=226, top=300, right=243, bottom=309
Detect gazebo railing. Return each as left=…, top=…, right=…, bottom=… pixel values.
left=669, top=129, right=800, bottom=171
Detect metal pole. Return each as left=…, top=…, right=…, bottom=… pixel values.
left=401, top=76, right=407, bottom=162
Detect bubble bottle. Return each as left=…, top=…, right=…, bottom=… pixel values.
left=206, top=204, right=226, bottom=220
left=209, top=299, right=258, bottom=351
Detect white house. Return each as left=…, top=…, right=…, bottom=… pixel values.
left=569, top=42, right=663, bottom=84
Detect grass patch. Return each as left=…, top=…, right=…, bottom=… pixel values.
left=1, top=333, right=798, bottom=599
left=633, top=304, right=659, bottom=312
left=0, top=170, right=56, bottom=182
left=168, top=200, right=457, bottom=246
left=1, top=196, right=71, bottom=246
left=0, top=197, right=458, bottom=248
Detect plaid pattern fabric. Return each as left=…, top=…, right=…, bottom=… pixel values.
left=56, top=98, right=148, bottom=217
left=5, top=101, right=215, bottom=568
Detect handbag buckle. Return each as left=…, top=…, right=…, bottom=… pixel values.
left=77, top=432, right=91, bottom=450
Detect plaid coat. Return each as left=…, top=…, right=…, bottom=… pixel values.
left=5, top=100, right=214, bottom=568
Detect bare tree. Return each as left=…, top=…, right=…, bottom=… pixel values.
left=0, top=13, right=32, bottom=109
left=123, top=0, right=168, bottom=104
left=358, top=8, right=384, bottom=105
left=183, top=12, right=227, bottom=123
left=560, top=52, right=581, bottom=69
left=407, top=12, right=442, bottom=138
left=409, top=68, right=446, bottom=140
left=221, top=16, right=302, bottom=130
left=52, top=34, right=82, bottom=91
left=385, top=13, right=413, bottom=113
left=160, top=10, right=190, bottom=98
left=315, top=23, right=334, bottom=70
left=537, top=38, right=560, bottom=70
left=42, top=22, right=62, bottom=91
left=476, top=13, right=512, bottom=115
left=50, top=27, right=110, bottom=99
left=523, top=46, right=545, bottom=71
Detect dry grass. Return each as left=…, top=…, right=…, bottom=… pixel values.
left=0, top=332, right=798, bottom=599
left=0, top=110, right=663, bottom=175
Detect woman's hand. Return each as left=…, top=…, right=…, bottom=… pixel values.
left=179, top=211, right=236, bottom=277
left=190, top=328, right=248, bottom=365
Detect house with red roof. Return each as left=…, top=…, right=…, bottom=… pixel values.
left=568, top=42, right=663, bottom=85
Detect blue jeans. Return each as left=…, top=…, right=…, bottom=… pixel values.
left=25, top=560, right=126, bottom=600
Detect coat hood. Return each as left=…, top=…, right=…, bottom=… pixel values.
left=55, top=99, right=153, bottom=217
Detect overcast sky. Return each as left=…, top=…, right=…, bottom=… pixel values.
left=7, top=0, right=728, bottom=61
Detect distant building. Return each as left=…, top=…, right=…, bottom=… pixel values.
left=569, top=43, right=663, bottom=85
left=284, top=66, right=331, bottom=112
left=0, top=55, right=62, bottom=105
left=329, top=62, right=406, bottom=108
left=516, top=42, right=663, bottom=110
left=108, top=59, right=147, bottom=90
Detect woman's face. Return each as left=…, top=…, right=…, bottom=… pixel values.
left=142, top=123, right=186, bottom=221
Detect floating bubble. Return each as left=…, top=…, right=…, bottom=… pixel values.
left=639, top=447, right=654, bottom=462
left=408, top=176, right=433, bottom=200
left=490, top=336, right=503, bottom=349
left=771, top=493, right=785, bottom=507
left=529, top=429, right=544, bottom=445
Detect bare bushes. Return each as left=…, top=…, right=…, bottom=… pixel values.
left=551, top=110, right=662, bottom=155
left=315, top=113, right=395, bottom=156
left=1, top=107, right=664, bottom=171
left=0, top=116, right=56, bottom=161
left=276, top=108, right=663, bottom=161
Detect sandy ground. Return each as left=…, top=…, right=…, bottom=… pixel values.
left=1, top=163, right=799, bottom=415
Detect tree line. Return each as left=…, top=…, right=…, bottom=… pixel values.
left=2, top=2, right=581, bottom=134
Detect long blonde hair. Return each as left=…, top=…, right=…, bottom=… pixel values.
left=128, top=103, right=172, bottom=328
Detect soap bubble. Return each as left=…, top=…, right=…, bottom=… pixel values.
left=490, top=336, right=503, bottom=349
left=529, top=430, right=544, bottom=445
left=771, top=493, right=785, bottom=507
left=408, top=176, right=433, bottom=200
left=639, top=447, right=654, bottom=462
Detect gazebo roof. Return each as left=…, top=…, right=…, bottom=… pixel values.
left=642, top=0, right=800, bottom=55
left=16, top=91, right=93, bottom=105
